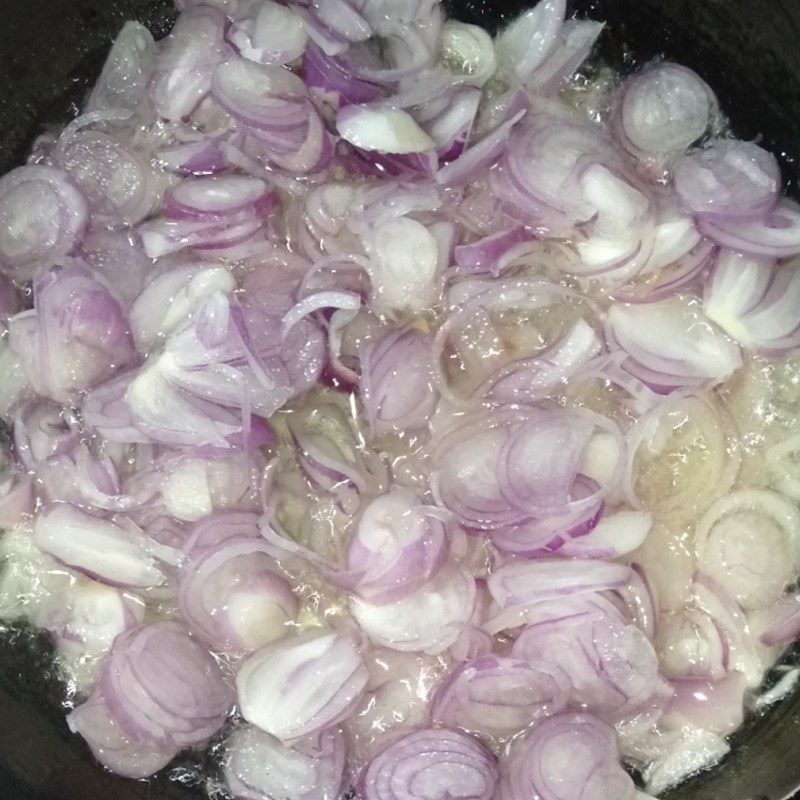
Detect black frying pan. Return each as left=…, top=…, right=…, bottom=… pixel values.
left=2, top=1, right=800, bottom=798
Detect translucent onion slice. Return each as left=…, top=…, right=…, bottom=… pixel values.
left=614, top=62, right=714, bottom=160
left=148, top=5, right=228, bottom=121
left=643, top=728, right=729, bottom=796
left=440, top=20, right=497, bottom=87
left=128, top=264, right=237, bottom=353
left=673, top=139, right=781, bottom=220
left=211, top=56, right=309, bottom=130
left=510, top=593, right=668, bottom=717
left=694, top=489, right=800, bottom=610
left=224, top=724, right=346, bottom=800
left=430, top=654, right=569, bottom=735
left=236, top=630, right=369, bottom=739
left=307, top=0, right=373, bottom=51
left=12, top=398, right=82, bottom=471
left=488, top=558, right=631, bottom=608
left=655, top=606, right=727, bottom=681
left=0, top=443, right=35, bottom=529
left=156, top=137, right=228, bottom=176
left=705, top=253, right=800, bottom=352
left=304, top=42, right=384, bottom=107
left=360, top=728, right=498, bottom=800
left=68, top=690, right=179, bottom=779
left=360, top=327, right=438, bottom=437
left=87, top=21, right=156, bottom=112
left=54, top=131, right=159, bottom=228
left=350, top=564, right=475, bottom=655
left=501, top=712, right=636, bottom=800
left=500, top=113, right=623, bottom=229
left=0, top=166, right=88, bottom=277
left=749, top=593, right=800, bottom=647
left=692, top=573, right=764, bottom=687
left=494, top=0, right=566, bottom=85
left=33, top=504, right=167, bottom=589
left=8, top=265, right=135, bottom=403
left=432, top=277, right=582, bottom=405
left=437, top=109, right=526, bottom=187
left=138, top=215, right=265, bottom=258
left=665, top=673, right=746, bottom=736
left=52, top=578, right=145, bottom=675
left=615, top=563, right=659, bottom=640
left=99, top=621, right=234, bottom=747
left=164, top=175, right=275, bottom=221
left=557, top=510, right=653, bottom=559
left=608, top=297, right=742, bottom=390
left=482, top=318, right=602, bottom=406
left=332, top=488, right=448, bottom=605
left=432, top=404, right=620, bottom=542
left=528, top=19, right=605, bottom=95
left=625, top=391, right=741, bottom=523
left=361, top=216, right=441, bottom=312
left=227, top=0, right=308, bottom=66
left=337, top=106, right=436, bottom=154
left=702, top=250, right=774, bottom=345
left=698, top=198, right=800, bottom=258
left=179, top=535, right=299, bottom=652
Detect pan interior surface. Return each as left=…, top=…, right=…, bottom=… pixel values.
left=1, top=1, right=800, bottom=799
